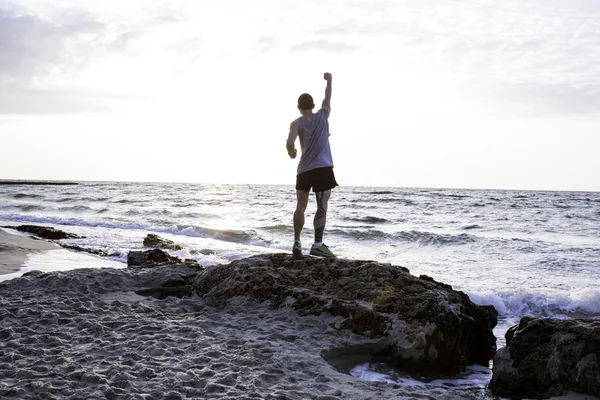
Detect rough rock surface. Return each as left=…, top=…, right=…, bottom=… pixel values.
left=5, top=225, right=81, bottom=240
left=490, top=316, right=600, bottom=399
left=57, top=243, right=120, bottom=257
left=193, top=253, right=498, bottom=376
left=127, top=249, right=182, bottom=268
left=142, top=233, right=182, bottom=251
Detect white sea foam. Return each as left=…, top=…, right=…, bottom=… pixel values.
left=466, top=289, right=600, bottom=317
left=0, top=249, right=125, bottom=283
left=350, top=363, right=492, bottom=390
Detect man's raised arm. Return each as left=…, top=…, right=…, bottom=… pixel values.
left=322, top=72, right=332, bottom=118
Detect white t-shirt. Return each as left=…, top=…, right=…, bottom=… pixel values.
left=296, top=108, right=334, bottom=174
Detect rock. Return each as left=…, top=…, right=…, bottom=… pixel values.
left=192, top=253, right=497, bottom=377
left=58, top=243, right=119, bottom=258
left=127, top=249, right=182, bottom=268
left=7, top=225, right=81, bottom=240
left=143, top=233, right=182, bottom=251
left=490, top=317, right=600, bottom=399
left=134, top=271, right=200, bottom=299
left=135, top=286, right=193, bottom=299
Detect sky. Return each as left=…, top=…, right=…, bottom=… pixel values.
left=1, top=0, right=599, bottom=191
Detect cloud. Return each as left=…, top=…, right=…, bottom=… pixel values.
left=0, top=81, right=149, bottom=114
left=0, top=4, right=105, bottom=81
left=165, top=36, right=203, bottom=59
left=309, top=0, right=600, bottom=115
left=253, top=36, right=280, bottom=54
left=0, top=83, right=108, bottom=114
left=290, top=40, right=360, bottom=54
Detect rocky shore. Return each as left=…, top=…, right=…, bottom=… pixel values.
left=1, top=227, right=598, bottom=399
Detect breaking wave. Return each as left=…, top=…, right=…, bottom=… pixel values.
left=466, top=289, right=600, bottom=318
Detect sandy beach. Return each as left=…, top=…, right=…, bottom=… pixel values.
left=0, top=262, right=484, bottom=400
left=0, top=229, right=58, bottom=275
left=0, top=229, right=598, bottom=400
left=0, top=231, right=491, bottom=399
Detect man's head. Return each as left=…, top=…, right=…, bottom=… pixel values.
left=297, top=93, right=315, bottom=111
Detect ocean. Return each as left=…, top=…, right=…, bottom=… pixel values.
left=1, top=181, right=599, bottom=394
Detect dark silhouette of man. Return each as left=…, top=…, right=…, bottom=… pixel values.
left=286, top=72, right=337, bottom=258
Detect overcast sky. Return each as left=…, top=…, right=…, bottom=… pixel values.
left=1, top=0, right=599, bottom=191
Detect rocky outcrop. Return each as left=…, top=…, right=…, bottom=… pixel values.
left=192, top=253, right=497, bottom=377
left=490, top=316, right=600, bottom=399
left=135, top=272, right=198, bottom=299
left=5, top=225, right=81, bottom=240
left=58, top=243, right=119, bottom=258
left=142, top=233, right=182, bottom=251
left=127, top=249, right=182, bottom=268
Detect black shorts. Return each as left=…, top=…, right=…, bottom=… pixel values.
left=296, top=167, right=338, bottom=192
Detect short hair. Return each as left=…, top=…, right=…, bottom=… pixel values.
left=297, top=93, right=314, bottom=111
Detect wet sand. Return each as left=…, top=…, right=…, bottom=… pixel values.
left=0, top=229, right=58, bottom=275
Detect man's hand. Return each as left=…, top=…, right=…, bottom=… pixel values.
left=288, top=148, right=297, bottom=159
left=324, top=72, right=332, bottom=81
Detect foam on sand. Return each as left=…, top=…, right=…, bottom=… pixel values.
left=0, top=229, right=58, bottom=275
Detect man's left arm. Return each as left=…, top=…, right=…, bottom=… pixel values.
left=286, top=120, right=299, bottom=159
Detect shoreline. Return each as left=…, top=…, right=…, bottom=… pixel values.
left=0, top=229, right=59, bottom=275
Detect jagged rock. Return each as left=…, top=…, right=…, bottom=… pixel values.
left=57, top=243, right=119, bottom=257
left=192, top=253, right=497, bottom=377
left=6, top=225, right=81, bottom=240
left=490, top=317, right=600, bottom=399
left=142, top=233, right=182, bottom=251
left=134, top=271, right=199, bottom=299
left=135, top=285, right=193, bottom=299
left=127, top=249, right=182, bottom=268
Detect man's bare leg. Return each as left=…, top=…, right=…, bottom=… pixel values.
left=294, top=190, right=310, bottom=244
left=314, top=190, right=331, bottom=244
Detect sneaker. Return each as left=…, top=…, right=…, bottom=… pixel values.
left=310, top=243, right=336, bottom=258
left=292, top=241, right=302, bottom=256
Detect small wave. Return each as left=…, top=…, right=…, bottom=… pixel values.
left=56, top=197, right=75, bottom=203
left=176, top=212, right=211, bottom=219
left=177, top=225, right=262, bottom=244
left=0, top=214, right=267, bottom=246
left=397, top=230, right=476, bottom=246
left=19, top=205, right=44, bottom=212
left=555, top=204, right=571, bottom=209
left=462, top=224, right=482, bottom=230
left=262, top=224, right=291, bottom=232
left=328, top=228, right=477, bottom=246
left=12, top=193, right=43, bottom=199
left=368, top=190, right=394, bottom=195
left=58, top=205, right=93, bottom=213
left=344, top=216, right=389, bottom=224
left=472, top=203, right=486, bottom=207
left=81, top=197, right=110, bottom=202
left=96, top=208, right=110, bottom=214
left=466, top=289, right=600, bottom=318
left=431, top=193, right=471, bottom=200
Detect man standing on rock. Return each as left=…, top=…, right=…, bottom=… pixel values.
left=286, top=72, right=338, bottom=258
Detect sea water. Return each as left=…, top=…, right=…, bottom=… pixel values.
left=1, top=181, right=599, bottom=393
